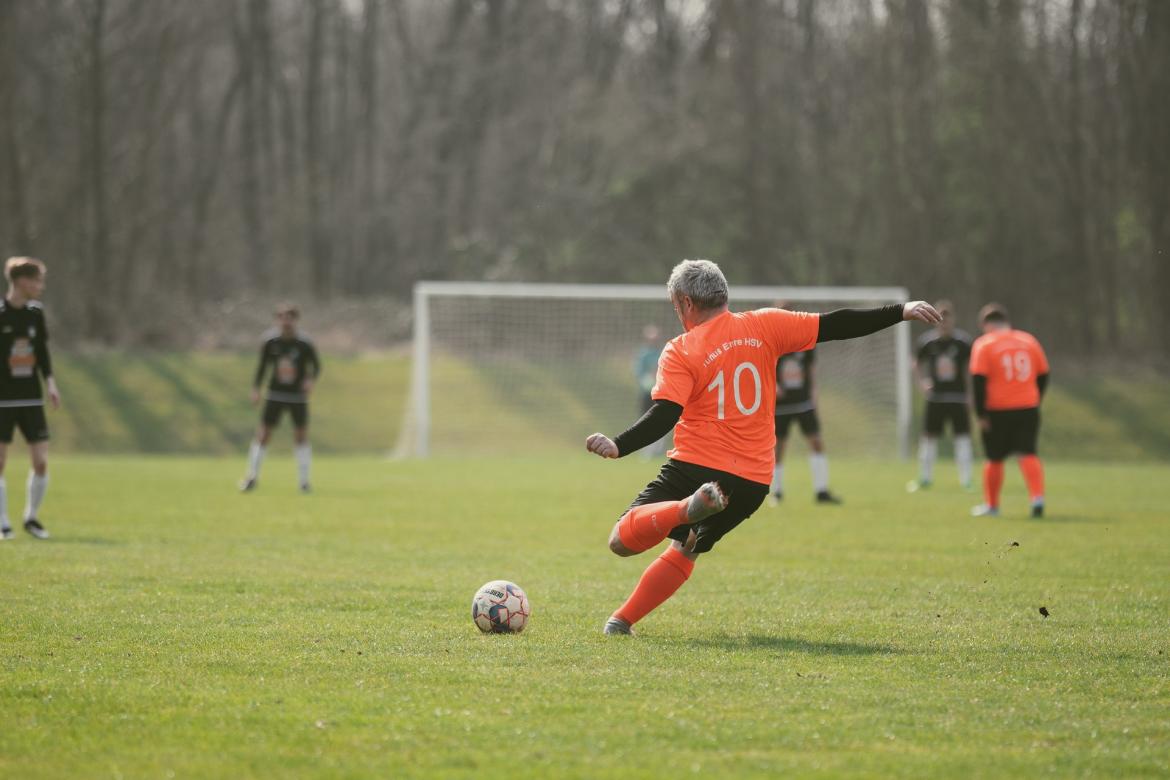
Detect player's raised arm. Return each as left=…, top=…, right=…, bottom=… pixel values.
left=817, top=301, right=940, bottom=342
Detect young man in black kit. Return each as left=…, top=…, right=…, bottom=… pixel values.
left=0, top=258, right=60, bottom=540
left=770, top=346, right=842, bottom=505
left=240, top=303, right=321, bottom=493
left=909, top=300, right=974, bottom=491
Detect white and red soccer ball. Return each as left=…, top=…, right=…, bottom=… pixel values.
left=471, top=580, right=530, bottom=634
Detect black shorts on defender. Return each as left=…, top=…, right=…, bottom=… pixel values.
left=924, top=401, right=971, bottom=436
left=775, top=409, right=820, bottom=439
left=262, top=400, right=308, bottom=428
left=624, top=459, right=769, bottom=555
left=0, top=405, right=49, bottom=444
left=982, top=408, right=1040, bottom=461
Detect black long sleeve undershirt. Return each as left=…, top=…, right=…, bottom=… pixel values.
left=972, top=375, right=988, bottom=417
left=817, top=304, right=905, bottom=342
left=613, top=400, right=683, bottom=457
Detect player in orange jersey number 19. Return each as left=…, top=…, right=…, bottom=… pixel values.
left=968, top=303, right=1050, bottom=519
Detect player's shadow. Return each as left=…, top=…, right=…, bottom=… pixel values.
left=1028, top=514, right=1100, bottom=524
left=693, top=634, right=900, bottom=656
left=46, top=536, right=121, bottom=546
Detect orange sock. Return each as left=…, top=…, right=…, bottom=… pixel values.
left=984, top=461, right=1004, bottom=508
left=1019, top=455, right=1045, bottom=501
left=616, top=500, right=687, bottom=554
left=613, top=546, right=695, bottom=626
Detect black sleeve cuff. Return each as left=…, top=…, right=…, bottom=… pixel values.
left=613, top=400, right=683, bottom=457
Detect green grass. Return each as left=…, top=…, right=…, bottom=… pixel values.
left=1, top=455, right=1167, bottom=778
left=47, top=352, right=407, bottom=455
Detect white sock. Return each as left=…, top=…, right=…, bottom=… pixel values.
left=810, top=453, right=830, bottom=493
left=771, top=464, right=784, bottom=494
left=246, top=442, right=266, bottom=480
left=919, top=437, right=937, bottom=483
left=0, top=476, right=8, bottom=529
left=955, top=435, right=973, bottom=486
left=25, top=471, right=48, bottom=521
left=295, top=443, right=311, bottom=486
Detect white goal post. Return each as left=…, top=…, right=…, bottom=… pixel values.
left=403, top=281, right=912, bottom=460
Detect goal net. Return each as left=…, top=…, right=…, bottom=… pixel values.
left=400, top=282, right=911, bottom=460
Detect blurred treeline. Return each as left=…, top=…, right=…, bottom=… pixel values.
left=0, top=0, right=1166, bottom=356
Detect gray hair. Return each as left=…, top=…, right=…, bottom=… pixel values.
left=666, top=259, right=729, bottom=310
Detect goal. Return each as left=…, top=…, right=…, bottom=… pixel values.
left=401, top=282, right=912, bottom=460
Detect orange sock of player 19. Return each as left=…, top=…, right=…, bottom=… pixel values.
left=616, top=500, right=687, bottom=553
left=1019, top=455, right=1045, bottom=500
left=984, top=461, right=1005, bottom=508
left=613, top=546, right=695, bottom=626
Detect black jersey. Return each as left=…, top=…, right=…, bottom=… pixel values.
left=253, top=330, right=320, bottom=403
left=916, top=329, right=972, bottom=403
left=0, top=299, right=52, bottom=406
left=774, top=348, right=816, bottom=415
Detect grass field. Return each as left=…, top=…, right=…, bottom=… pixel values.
left=1, top=454, right=1167, bottom=778
left=47, top=352, right=408, bottom=455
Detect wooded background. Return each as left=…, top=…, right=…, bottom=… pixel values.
left=0, top=0, right=1166, bottom=356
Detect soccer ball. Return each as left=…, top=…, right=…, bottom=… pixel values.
left=471, top=580, right=530, bottom=634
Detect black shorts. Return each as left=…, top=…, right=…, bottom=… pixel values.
left=982, top=408, right=1040, bottom=461
left=0, top=405, right=50, bottom=444
left=775, top=409, right=820, bottom=439
left=924, top=401, right=971, bottom=436
left=623, top=459, right=769, bottom=555
left=262, top=400, right=308, bottom=428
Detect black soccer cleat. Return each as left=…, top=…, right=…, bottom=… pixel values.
left=815, top=490, right=842, bottom=505
left=1030, top=501, right=1045, bottom=519
left=300, top=482, right=312, bottom=494
left=239, top=477, right=258, bottom=493
left=1, top=526, right=13, bottom=541
left=603, top=617, right=635, bottom=636
left=23, top=518, right=49, bottom=540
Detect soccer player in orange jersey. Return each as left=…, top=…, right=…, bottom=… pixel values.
left=585, top=260, right=941, bottom=635
left=968, top=303, right=1050, bottom=518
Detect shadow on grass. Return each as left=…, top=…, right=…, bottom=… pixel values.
left=1061, top=381, right=1170, bottom=459
left=690, top=634, right=901, bottom=656
left=48, top=536, right=121, bottom=546
left=140, top=355, right=244, bottom=450
left=1029, top=514, right=1102, bottom=524
left=70, top=355, right=173, bottom=452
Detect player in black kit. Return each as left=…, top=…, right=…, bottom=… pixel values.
left=240, top=303, right=321, bottom=493
left=909, top=300, right=974, bottom=491
left=0, top=258, right=59, bottom=540
left=770, top=347, right=842, bottom=504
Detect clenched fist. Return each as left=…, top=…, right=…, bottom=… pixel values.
left=585, top=432, right=619, bottom=459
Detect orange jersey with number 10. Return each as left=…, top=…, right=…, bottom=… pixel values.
left=969, top=328, right=1049, bottom=410
left=652, top=309, right=821, bottom=485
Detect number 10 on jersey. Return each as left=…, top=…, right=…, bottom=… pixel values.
left=706, top=362, right=763, bottom=419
